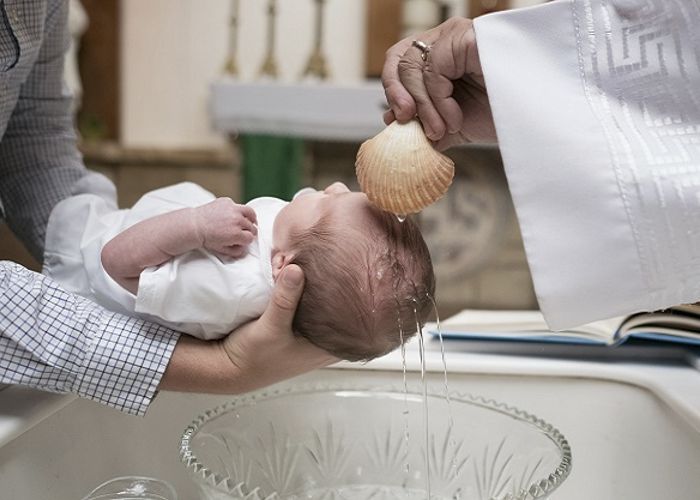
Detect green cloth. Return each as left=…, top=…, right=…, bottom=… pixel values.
left=241, top=134, right=303, bottom=202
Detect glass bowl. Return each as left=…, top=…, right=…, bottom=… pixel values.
left=180, top=383, right=571, bottom=500
left=81, top=476, right=177, bottom=499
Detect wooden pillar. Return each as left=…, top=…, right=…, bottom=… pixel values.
left=77, top=0, right=121, bottom=141
left=365, top=0, right=403, bottom=78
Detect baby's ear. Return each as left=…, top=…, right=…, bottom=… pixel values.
left=271, top=251, right=295, bottom=282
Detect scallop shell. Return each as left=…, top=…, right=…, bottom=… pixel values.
left=355, top=119, right=455, bottom=215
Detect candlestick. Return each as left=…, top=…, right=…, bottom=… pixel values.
left=223, top=0, right=240, bottom=76
left=259, top=0, right=279, bottom=79
left=302, top=0, right=330, bottom=80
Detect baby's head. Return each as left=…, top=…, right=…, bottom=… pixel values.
left=272, top=182, right=435, bottom=361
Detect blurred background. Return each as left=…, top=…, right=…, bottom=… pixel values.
left=2, top=0, right=548, bottom=317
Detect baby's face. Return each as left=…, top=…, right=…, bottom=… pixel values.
left=271, top=182, right=374, bottom=276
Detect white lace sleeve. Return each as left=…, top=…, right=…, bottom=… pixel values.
left=475, top=0, right=700, bottom=329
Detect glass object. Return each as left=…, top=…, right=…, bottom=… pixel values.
left=81, top=476, right=177, bottom=500
left=180, top=383, right=572, bottom=500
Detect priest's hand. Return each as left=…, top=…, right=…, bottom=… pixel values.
left=381, top=17, right=497, bottom=150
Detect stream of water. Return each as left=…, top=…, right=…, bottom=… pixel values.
left=415, top=308, right=432, bottom=499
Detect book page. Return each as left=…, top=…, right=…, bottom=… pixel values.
left=619, top=311, right=700, bottom=340
left=429, top=309, right=623, bottom=344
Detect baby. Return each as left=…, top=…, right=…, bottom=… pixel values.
left=43, top=179, right=435, bottom=361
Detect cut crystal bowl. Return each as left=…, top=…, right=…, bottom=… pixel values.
left=180, top=383, right=571, bottom=500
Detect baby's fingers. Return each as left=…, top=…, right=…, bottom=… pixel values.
left=224, top=245, right=248, bottom=259
left=231, top=228, right=256, bottom=247
left=234, top=213, right=257, bottom=237
left=215, top=242, right=249, bottom=259
left=236, top=205, right=258, bottom=225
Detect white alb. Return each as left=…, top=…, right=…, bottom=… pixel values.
left=475, top=0, right=700, bottom=329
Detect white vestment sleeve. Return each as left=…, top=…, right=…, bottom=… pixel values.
left=474, top=0, right=700, bottom=329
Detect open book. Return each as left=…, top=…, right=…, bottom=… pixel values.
left=428, top=306, right=700, bottom=347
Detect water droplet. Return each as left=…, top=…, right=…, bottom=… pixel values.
left=396, top=214, right=406, bottom=223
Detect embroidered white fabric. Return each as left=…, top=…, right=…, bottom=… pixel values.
left=572, top=0, right=700, bottom=307
left=475, top=0, right=700, bottom=328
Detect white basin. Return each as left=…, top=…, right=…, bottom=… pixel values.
left=1, top=339, right=699, bottom=499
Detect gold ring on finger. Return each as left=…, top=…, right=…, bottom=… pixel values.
left=411, top=39, right=431, bottom=62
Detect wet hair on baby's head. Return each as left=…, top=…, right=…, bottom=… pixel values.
left=290, top=207, right=435, bottom=362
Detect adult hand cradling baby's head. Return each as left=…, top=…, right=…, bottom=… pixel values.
left=220, top=264, right=339, bottom=392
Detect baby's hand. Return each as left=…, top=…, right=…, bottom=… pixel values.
left=194, top=198, right=258, bottom=258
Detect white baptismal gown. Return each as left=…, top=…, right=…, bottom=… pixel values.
left=43, top=180, right=290, bottom=339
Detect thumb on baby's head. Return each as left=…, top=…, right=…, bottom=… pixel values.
left=262, top=264, right=305, bottom=333
left=280, top=264, right=304, bottom=288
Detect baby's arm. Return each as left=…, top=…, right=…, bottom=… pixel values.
left=101, top=198, right=257, bottom=294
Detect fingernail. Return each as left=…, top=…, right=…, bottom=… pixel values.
left=283, top=267, right=303, bottom=287
left=424, top=123, right=436, bottom=139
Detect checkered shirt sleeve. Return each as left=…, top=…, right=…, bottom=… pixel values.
left=0, top=261, right=179, bottom=415
left=0, top=1, right=180, bottom=415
